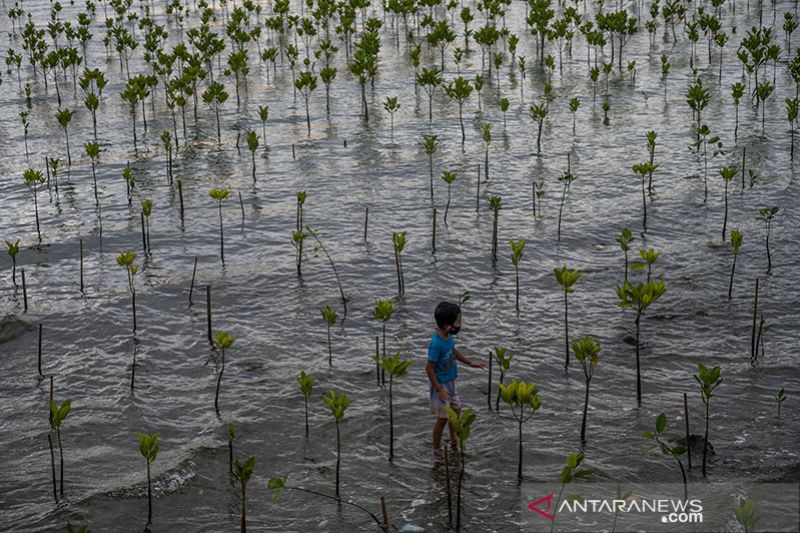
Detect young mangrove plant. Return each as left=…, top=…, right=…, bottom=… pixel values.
left=695, top=363, right=722, bottom=477
left=731, top=82, right=744, bottom=140
left=686, top=78, right=710, bottom=143
left=417, top=66, right=443, bottom=123
left=292, top=229, right=306, bottom=277
left=246, top=130, right=259, bottom=181
left=383, top=96, right=400, bottom=135
left=23, top=168, right=45, bottom=242
left=642, top=413, right=688, bottom=498
left=632, top=162, right=657, bottom=230
left=632, top=248, right=661, bottom=283
left=136, top=432, right=159, bottom=525
left=556, top=168, right=577, bottom=242
left=529, top=102, right=548, bottom=156
left=56, top=108, right=75, bottom=167
left=49, top=397, right=71, bottom=497
left=297, top=371, right=315, bottom=436
left=422, top=134, right=439, bottom=201
left=510, top=239, right=526, bottom=313
left=616, top=228, right=635, bottom=281
left=489, top=195, right=502, bottom=262
left=209, top=188, right=231, bottom=263
left=498, top=379, right=541, bottom=483
left=734, top=497, right=759, bottom=533
left=6, top=239, right=20, bottom=287
left=572, top=337, right=600, bottom=445
left=257, top=105, right=269, bottom=142
left=305, top=226, right=348, bottom=312
left=295, top=70, right=318, bottom=136
left=775, top=388, right=787, bottom=420
left=392, top=231, right=406, bottom=294
left=85, top=141, right=100, bottom=206
left=554, top=267, right=583, bottom=370
left=141, top=200, right=152, bottom=254
left=482, top=123, right=491, bottom=181
left=728, top=229, right=743, bottom=300
left=321, top=306, right=337, bottom=366
left=616, top=280, right=667, bottom=405
left=646, top=131, right=657, bottom=195
left=551, top=452, right=594, bottom=533
left=373, top=299, right=395, bottom=383
left=213, top=331, right=236, bottom=416
left=719, top=167, right=738, bottom=241
left=323, top=389, right=353, bottom=498
left=756, top=207, right=779, bottom=273
left=788, top=97, right=799, bottom=160
left=445, top=407, right=476, bottom=532
left=569, top=97, right=580, bottom=134
left=160, top=131, right=173, bottom=184
left=493, top=346, right=513, bottom=411
left=444, top=76, right=473, bottom=147
left=374, top=353, right=412, bottom=460
left=202, top=82, right=229, bottom=145
left=225, top=423, right=237, bottom=474
left=231, top=456, right=256, bottom=533
left=441, top=170, right=457, bottom=225
left=116, top=251, right=139, bottom=334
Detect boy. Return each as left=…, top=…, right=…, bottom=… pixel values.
left=426, top=301, right=486, bottom=451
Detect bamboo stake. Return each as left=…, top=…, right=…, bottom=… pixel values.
left=206, top=285, right=213, bottom=344
left=684, top=392, right=691, bottom=470
left=79, top=238, right=84, bottom=292
left=38, top=324, right=43, bottom=378
left=189, top=257, right=198, bottom=305
left=22, top=268, right=28, bottom=312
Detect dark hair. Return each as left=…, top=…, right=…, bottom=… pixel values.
left=434, top=301, right=461, bottom=329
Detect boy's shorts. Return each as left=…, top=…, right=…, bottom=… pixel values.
left=430, top=380, right=461, bottom=419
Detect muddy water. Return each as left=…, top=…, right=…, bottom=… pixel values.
left=0, top=0, right=798, bottom=531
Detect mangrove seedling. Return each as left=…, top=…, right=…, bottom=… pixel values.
left=728, top=229, right=743, bottom=300
left=202, top=81, right=229, bottom=145
left=321, top=306, right=337, bottom=366
left=529, top=102, right=548, bottom=156
left=20, top=110, right=30, bottom=159
left=615, top=228, right=635, bottom=281
left=441, top=171, right=457, bottom=225
left=49, top=398, right=71, bottom=496
left=719, top=167, right=738, bottom=241
left=122, top=163, right=135, bottom=207
left=642, top=413, right=688, bottom=498
left=373, top=299, right=395, bottom=383
left=646, top=130, right=657, bottom=194
left=374, top=353, right=412, bottom=460
left=756, top=207, right=779, bottom=273
left=632, top=162, right=657, bottom=230
left=489, top=195, right=502, bottom=261
left=116, top=251, right=138, bottom=334
left=444, top=76, right=473, bottom=147
left=417, top=66, right=443, bottom=123
left=569, top=97, right=580, bottom=134
left=297, top=371, right=315, bottom=436
left=557, top=168, right=577, bottom=242
left=422, top=134, right=439, bottom=201
left=731, top=82, right=744, bottom=140
left=231, top=456, right=255, bottom=533
left=160, top=131, right=172, bottom=184
left=257, top=105, right=269, bottom=142
left=533, top=182, right=545, bottom=217
left=292, top=229, right=306, bottom=277
left=694, top=363, right=722, bottom=477
left=295, top=70, right=317, bottom=136
left=775, top=388, right=787, bottom=420
left=246, top=130, right=259, bottom=181
left=631, top=248, right=661, bottom=283
left=499, top=98, right=509, bottom=128
left=510, top=239, right=525, bottom=313
left=551, top=452, right=594, bottom=533
left=554, top=267, right=583, bottom=369
left=572, top=337, right=600, bottom=444
left=616, top=280, right=667, bottom=405
left=482, top=123, right=492, bottom=181
left=498, top=379, right=541, bottom=482
left=141, top=199, right=152, bottom=254
left=323, top=389, right=353, bottom=498
left=755, top=81, right=774, bottom=133
left=225, top=423, right=237, bottom=474
left=686, top=78, right=710, bottom=143
left=493, top=346, right=513, bottom=411
left=383, top=96, right=400, bottom=134
left=6, top=239, right=20, bottom=287
left=209, top=189, right=231, bottom=263
left=788, top=97, right=799, bottom=161
left=445, top=406, right=476, bottom=532
left=304, top=226, right=348, bottom=312
left=136, top=432, right=159, bottom=525
left=213, top=331, right=236, bottom=416
left=734, top=497, right=759, bottom=533
left=23, top=168, right=45, bottom=242
left=392, top=231, right=406, bottom=294
left=56, top=108, right=75, bottom=166
left=85, top=141, right=100, bottom=206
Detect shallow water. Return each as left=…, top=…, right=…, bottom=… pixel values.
left=1, top=0, right=799, bottom=531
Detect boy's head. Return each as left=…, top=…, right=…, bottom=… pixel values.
left=434, top=301, right=462, bottom=335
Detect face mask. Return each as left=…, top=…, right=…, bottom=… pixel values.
left=449, top=325, right=461, bottom=335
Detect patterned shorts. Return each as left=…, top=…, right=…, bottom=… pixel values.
left=429, top=380, right=462, bottom=419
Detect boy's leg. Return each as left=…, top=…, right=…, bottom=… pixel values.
left=433, top=417, right=448, bottom=449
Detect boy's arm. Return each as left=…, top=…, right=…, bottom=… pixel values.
left=455, top=346, right=487, bottom=369
left=426, top=361, right=450, bottom=402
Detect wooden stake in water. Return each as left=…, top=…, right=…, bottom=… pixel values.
left=444, top=447, right=453, bottom=528
left=432, top=208, right=437, bottom=254
left=22, top=268, right=28, bottom=312
left=487, top=351, right=493, bottom=410
left=375, top=336, right=380, bottom=387
left=189, top=257, right=198, bottom=306
left=684, top=392, right=691, bottom=470
left=48, top=433, right=58, bottom=504
left=364, top=207, right=369, bottom=240
left=238, top=191, right=245, bottom=221
left=292, top=144, right=296, bottom=159
left=380, top=496, right=389, bottom=533
left=741, top=147, right=746, bottom=190
left=140, top=213, right=147, bottom=254
left=178, top=179, right=185, bottom=224
left=206, top=285, right=213, bottom=344
left=476, top=164, right=481, bottom=212
left=343, top=139, right=347, bottom=147
left=79, top=238, right=84, bottom=293
left=38, top=324, right=43, bottom=378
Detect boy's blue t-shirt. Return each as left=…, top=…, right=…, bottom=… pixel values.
left=428, top=331, right=457, bottom=383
